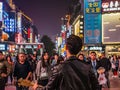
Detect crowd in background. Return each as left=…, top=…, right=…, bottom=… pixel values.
left=0, top=41, right=120, bottom=90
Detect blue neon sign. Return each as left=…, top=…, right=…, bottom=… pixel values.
left=3, top=11, right=15, bottom=32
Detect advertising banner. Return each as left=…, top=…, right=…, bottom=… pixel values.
left=102, top=13, right=120, bottom=44
left=84, top=0, right=102, bottom=44
left=0, top=2, right=3, bottom=21
left=2, top=11, right=16, bottom=41
left=102, top=0, right=120, bottom=13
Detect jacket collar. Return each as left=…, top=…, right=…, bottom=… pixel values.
left=66, top=56, right=78, bottom=61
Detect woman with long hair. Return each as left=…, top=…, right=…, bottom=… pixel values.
left=6, top=55, right=14, bottom=85
left=36, top=51, right=51, bottom=86
left=111, top=55, right=119, bottom=78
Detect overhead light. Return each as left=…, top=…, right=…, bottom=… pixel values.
left=80, top=26, right=83, bottom=29
left=80, top=22, right=83, bottom=24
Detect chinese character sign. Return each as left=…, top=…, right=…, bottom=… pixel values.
left=84, top=0, right=102, bottom=44
left=102, top=0, right=120, bottom=13
left=85, top=0, right=101, bottom=13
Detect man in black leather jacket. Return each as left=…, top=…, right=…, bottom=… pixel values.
left=33, top=35, right=99, bottom=90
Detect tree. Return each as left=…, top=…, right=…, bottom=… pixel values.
left=41, top=35, right=55, bottom=56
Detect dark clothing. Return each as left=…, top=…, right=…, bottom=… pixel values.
left=98, top=57, right=111, bottom=72
left=0, top=59, right=11, bottom=77
left=0, top=59, right=11, bottom=90
left=38, top=56, right=99, bottom=90
left=16, top=85, right=29, bottom=90
left=28, top=58, right=37, bottom=72
left=0, top=78, right=6, bottom=90
left=88, top=60, right=100, bottom=78
left=98, top=57, right=111, bottom=88
left=13, top=60, right=32, bottom=80
left=13, top=60, right=32, bottom=90
left=38, top=79, right=48, bottom=86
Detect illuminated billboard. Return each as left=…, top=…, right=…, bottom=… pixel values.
left=85, top=0, right=101, bottom=14
left=0, top=2, right=3, bottom=21
left=102, top=13, right=120, bottom=44
left=102, top=0, right=120, bottom=13
left=84, top=0, right=102, bottom=44
left=2, top=11, right=16, bottom=41
left=17, top=12, right=22, bottom=33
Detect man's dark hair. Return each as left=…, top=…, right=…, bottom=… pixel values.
left=66, top=34, right=82, bottom=55
left=90, top=51, right=96, bottom=56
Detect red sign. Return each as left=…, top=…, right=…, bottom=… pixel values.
left=28, top=28, right=30, bottom=38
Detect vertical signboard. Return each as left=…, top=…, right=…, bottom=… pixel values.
left=0, top=2, right=3, bottom=21
left=2, top=11, right=16, bottom=41
left=84, top=0, right=102, bottom=44
left=17, top=12, right=22, bottom=33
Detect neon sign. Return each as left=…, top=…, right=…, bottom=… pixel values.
left=102, top=0, right=120, bottom=13
left=9, top=18, right=15, bottom=32
left=3, top=12, right=15, bottom=32
left=0, top=2, right=3, bottom=21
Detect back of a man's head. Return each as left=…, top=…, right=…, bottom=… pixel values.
left=66, top=35, right=82, bottom=55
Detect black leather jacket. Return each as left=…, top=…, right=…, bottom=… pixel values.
left=39, top=56, right=99, bottom=90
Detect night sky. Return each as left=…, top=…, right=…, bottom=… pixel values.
left=13, top=0, right=70, bottom=40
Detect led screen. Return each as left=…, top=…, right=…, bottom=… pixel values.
left=102, top=13, right=120, bottom=44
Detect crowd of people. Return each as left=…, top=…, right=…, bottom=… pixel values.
left=0, top=35, right=120, bottom=90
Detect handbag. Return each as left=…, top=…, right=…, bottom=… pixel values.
left=39, top=63, right=49, bottom=80
left=40, top=69, right=48, bottom=80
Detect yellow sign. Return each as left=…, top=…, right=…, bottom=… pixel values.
left=86, top=2, right=101, bottom=13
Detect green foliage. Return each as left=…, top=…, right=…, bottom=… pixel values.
left=41, top=35, right=55, bottom=56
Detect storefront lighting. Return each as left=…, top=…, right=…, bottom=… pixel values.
left=80, top=26, right=83, bottom=29
left=80, top=30, right=83, bottom=33
left=81, top=15, right=83, bottom=18
left=80, top=22, right=83, bottom=24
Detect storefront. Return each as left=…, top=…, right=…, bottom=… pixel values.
left=102, top=0, right=120, bottom=57
left=105, top=45, right=120, bottom=56
left=84, top=46, right=105, bottom=57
